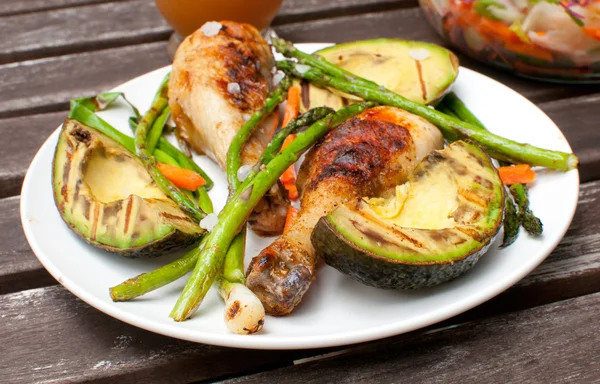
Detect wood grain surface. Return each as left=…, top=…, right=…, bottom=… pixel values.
left=0, top=286, right=310, bottom=384
left=221, top=292, right=600, bottom=383
left=2, top=1, right=600, bottom=383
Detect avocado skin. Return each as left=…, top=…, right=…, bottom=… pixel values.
left=312, top=218, right=499, bottom=289
left=61, top=218, right=199, bottom=258
left=52, top=119, right=203, bottom=258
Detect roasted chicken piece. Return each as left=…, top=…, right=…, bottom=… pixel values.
left=246, top=106, right=444, bottom=315
left=169, top=21, right=288, bottom=236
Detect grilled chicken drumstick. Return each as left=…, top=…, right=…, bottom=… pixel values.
left=169, top=21, right=289, bottom=236
left=246, top=106, right=444, bottom=315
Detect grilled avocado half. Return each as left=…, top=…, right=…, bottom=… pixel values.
left=311, top=141, right=504, bottom=289
left=52, top=119, right=204, bottom=258
left=300, top=39, right=459, bottom=112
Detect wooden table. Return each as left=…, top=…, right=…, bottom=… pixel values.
left=2, top=1, right=600, bottom=382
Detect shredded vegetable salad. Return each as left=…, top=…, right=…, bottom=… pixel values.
left=420, top=0, right=600, bottom=81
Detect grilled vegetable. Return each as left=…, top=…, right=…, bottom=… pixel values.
left=170, top=101, right=375, bottom=321
left=312, top=141, right=504, bottom=289
left=246, top=106, right=444, bottom=316
left=273, top=39, right=579, bottom=171
left=302, top=39, right=459, bottom=108
left=53, top=119, right=204, bottom=258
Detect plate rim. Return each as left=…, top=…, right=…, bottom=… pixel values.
left=20, top=44, right=580, bottom=350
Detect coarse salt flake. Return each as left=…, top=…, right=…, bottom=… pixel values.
left=295, top=64, right=312, bottom=75
left=200, top=21, right=222, bottom=37
left=237, top=164, right=253, bottom=182
left=199, top=213, right=218, bottom=231
left=227, top=82, right=241, bottom=94
left=273, top=70, right=285, bottom=86
left=408, top=48, right=430, bottom=61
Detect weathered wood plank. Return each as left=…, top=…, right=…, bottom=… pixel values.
left=0, top=111, right=66, bottom=198
left=0, top=0, right=414, bottom=64
left=1, top=0, right=414, bottom=19
left=0, top=42, right=171, bottom=119
left=0, top=197, right=56, bottom=294
left=221, top=292, right=600, bottom=384
left=540, top=94, right=600, bottom=183
left=0, top=286, right=308, bottom=384
left=0, top=0, right=116, bottom=16
left=0, top=0, right=170, bottom=64
left=276, top=0, right=416, bottom=25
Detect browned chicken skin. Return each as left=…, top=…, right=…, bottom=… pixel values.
left=169, top=21, right=288, bottom=236
left=246, top=106, right=444, bottom=316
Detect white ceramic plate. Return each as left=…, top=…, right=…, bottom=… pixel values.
left=21, top=43, right=579, bottom=350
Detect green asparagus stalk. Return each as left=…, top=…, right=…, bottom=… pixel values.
left=108, top=107, right=335, bottom=302
left=440, top=93, right=485, bottom=129
left=510, top=184, right=543, bottom=235
left=147, top=106, right=171, bottom=154
left=275, top=57, right=578, bottom=171
left=134, top=75, right=205, bottom=222
left=271, top=37, right=380, bottom=89
left=260, top=106, right=334, bottom=165
left=69, top=100, right=179, bottom=166
left=501, top=190, right=520, bottom=247
left=109, top=238, right=206, bottom=301
left=170, top=101, right=376, bottom=321
left=129, top=114, right=214, bottom=189
left=227, top=77, right=291, bottom=189
left=223, top=80, right=291, bottom=296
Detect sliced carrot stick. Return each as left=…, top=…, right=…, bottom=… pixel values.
left=283, top=206, right=300, bottom=234
left=282, top=86, right=301, bottom=127
left=497, top=164, right=536, bottom=185
left=279, top=86, right=301, bottom=200
left=582, top=27, right=600, bottom=41
left=157, top=162, right=206, bottom=190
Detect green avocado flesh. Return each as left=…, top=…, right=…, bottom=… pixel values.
left=311, top=141, right=504, bottom=289
left=301, top=39, right=459, bottom=112
left=52, top=119, right=204, bottom=258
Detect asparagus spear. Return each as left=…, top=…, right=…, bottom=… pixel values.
left=218, top=80, right=294, bottom=334
left=501, top=190, right=520, bottom=248
left=260, top=106, right=334, bottom=165
left=170, top=101, right=376, bottom=321
left=129, top=116, right=214, bottom=189
left=274, top=57, right=578, bottom=171
left=108, top=107, right=334, bottom=302
left=134, top=74, right=206, bottom=222
left=147, top=106, right=171, bottom=154
left=109, top=239, right=206, bottom=301
left=69, top=100, right=179, bottom=166
left=511, top=184, right=543, bottom=235
left=227, top=77, right=291, bottom=189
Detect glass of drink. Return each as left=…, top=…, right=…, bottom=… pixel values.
left=155, top=0, right=283, bottom=56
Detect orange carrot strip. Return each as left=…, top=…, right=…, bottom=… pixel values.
left=583, top=27, right=600, bottom=41
left=157, top=162, right=206, bottom=190
left=279, top=86, right=301, bottom=200
left=282, top=86, right=301, bottom=127
left=283, top=206, right=300, bottom=234
left=497, top=164, right=536, bottom=185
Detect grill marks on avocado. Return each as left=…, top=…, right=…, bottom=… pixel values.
left=312, top=141, right=504, bottom=289
left=52, top=119, right=204, bottom=258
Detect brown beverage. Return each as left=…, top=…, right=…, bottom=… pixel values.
left=155, top=0, right=283, bottom=37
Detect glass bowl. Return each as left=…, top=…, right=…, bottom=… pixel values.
left=419, top=0, right=600, bottom=83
